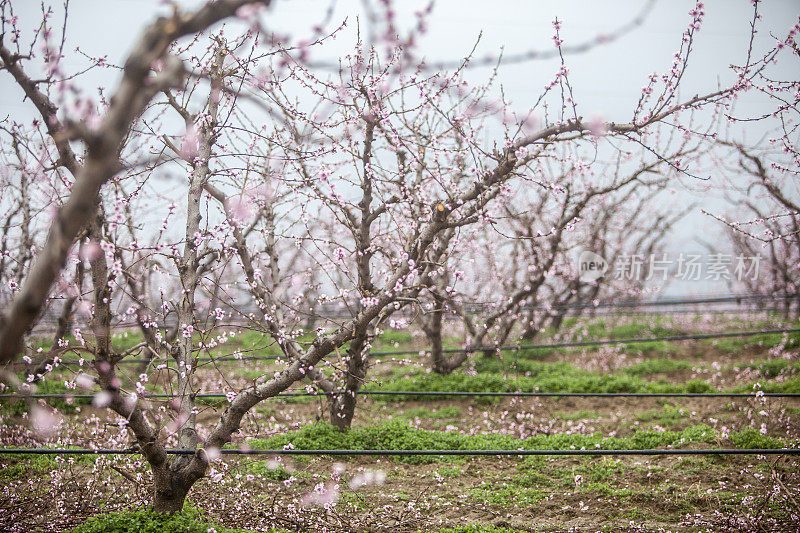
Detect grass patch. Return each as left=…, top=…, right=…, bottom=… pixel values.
left=576, top=458, right=626, bottom=482
left=0, top=451, right=100, bottom=480
left=623, top=359, right=692, bottom=376
left=435, top=465, right=464, bottom=478
left=705, top=330, right=800, bottom=353
left=729, top=376, right=800, bottom=394
left=337, top=491, right=371, bottom=511
left=33, top=331, right=148, bottom=355
left=0, top=462, right=28, bottom=479
left=65, top=507, right=274, bottom=533
left=555, top=410, right=600, bottom=421
left=635, top=404, right=687, bottom=426
left=402, top=406, right=461, bottom=420
left=728, top=428, right=785, bottom=449
left=364, top=366, right=715, bottom=400
left=618, top=340, right=679, bottom=355
left=2, top=380, right=92, bottom=416
left=563, top=319, right=685, bottom=346
left=736, top=359, right=800, bottom=378
left=470, top=457, right=568, bottom=505
left=247, top=420, right=734, bottom=465
left=375, top=329, right=414, bottom=346
left=226, top=328, right=417, bottom=359
left=244, top=460, right=293, bottom=481
left=432, top=526, right=525, bottom=533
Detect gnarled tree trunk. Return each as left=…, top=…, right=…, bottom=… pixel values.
left=330, top=329, right=371, bottom=430
left=421, top=292, right=469, bottom=375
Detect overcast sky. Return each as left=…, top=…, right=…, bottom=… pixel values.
left=2, top=0, right=798, bottom=296
left=4, top=0, right=796, bottom=117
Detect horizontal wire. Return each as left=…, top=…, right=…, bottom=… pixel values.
left=376, top=327, right=800, bottom=357
left=28, top=293, right=799, bottom=329
left=0, top=447, right=798, bottom=456
left=520, top=293, right=798, bottom=311
left=2, top=391, right=798, bottom=400
left=14, top=327, right=800, bottom=365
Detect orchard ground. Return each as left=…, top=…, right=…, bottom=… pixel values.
left=1, top=312, right=799, bottom=532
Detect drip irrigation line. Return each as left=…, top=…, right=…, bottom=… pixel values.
left=3, top=391, right=799, bottom=400
left=25, top=306, right=787, bottom=335
left=374, top=327, right=800, bottom=357
left=518, top=293, right=798, bottom=311
left=0, top=447, right=798, bottom=456
left=358, top=391, right=800, bottom=398
left=29, top=294, right=797, bottom=331
left=12, top=327, right=800, bottom=366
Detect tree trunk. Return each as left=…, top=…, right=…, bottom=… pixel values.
left=152, top=467, right=195, bottom=513
left=330, top=391, right=357, bottom=431
left=329, top=333, right=369, bottom=430
left=430, top=327, right=467, bottom=375
left=153, top=485, right=190, bottom=513
left=520, top=306, right=541, bottom=340
left=479, top=321, right=514, bottom=360
left=422, top=294, right=468, bottom=375
left=550, top=311, right=566, bottom=333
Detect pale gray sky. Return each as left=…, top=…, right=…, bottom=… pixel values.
left=5, top=1, right=796, bottom=115
left=4, top=1, right=796, bottom=119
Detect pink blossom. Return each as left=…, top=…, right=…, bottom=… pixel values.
left=79, top=241, right=102, bottom=262
left=349, top=469, right=386, bottom=489
left=92, top=391, right=112, bottom=408
left=224, top=194, right=255, bottom=224
left=180, top=125, right=200, bottom=161
left=236, top=4, right=264, bottom=20
left=30, top=405, right=59, bottom=439
left=587, top=114, right=609, bottom=137
left=205, top=447, right=221, bottom=462
left=75, top=373, right=94, bottom=390
left=300, top=482, right=340, bottom=508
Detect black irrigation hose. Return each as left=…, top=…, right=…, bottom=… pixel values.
left=30, top=293, right=794, bottom=329
left=0, top=447, right=799, bottom=456
left=521, top=293, right=798, bottom=311
left=383, top=327, right=800, bottom=357
left=13, top=327, right=800, bottom=365
left=3, top=391, right=800, bottom=400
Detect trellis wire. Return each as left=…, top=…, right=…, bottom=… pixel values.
left=0, top=447, right=798, bottom=456
left=378, top=327, right=800, bottom=357
left=14, top=326, right=800, bottom=365
left=25, top=304, right=789, bottom=336
left=520, top=293, right=798, bottom=311
left=30, top=292, right=799, bottom=329
left=2, top=391, right=799, bottom=400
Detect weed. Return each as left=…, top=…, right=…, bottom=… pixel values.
left=635, top=404, right=687, bottom=426
left=245, top=420, right=760, bottom=467
left=365, top=367, right=715, bottom=400
left=244, top=461, right=292, bottom=481
left=623, top=359, right=692, bottom=376
left=706, top=330, right=800, bottom=353
left=435, top=465, right=464, bottom=478
left=730, top=376, right=800, bottom=394
left=65, top=507, right=275, bottom=533
left=2, top=379, right=92, bottom=416
left=433, top=525, right=524, bottom=533
left=728, top=428, right=785, bottom=449
left=577, top=458, right=625, bottom=482
left=403, top=406, right=461, bottom=420
left=736, top=359, right=800, bottom=378
left=555, top=410, right=600, bottom=421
